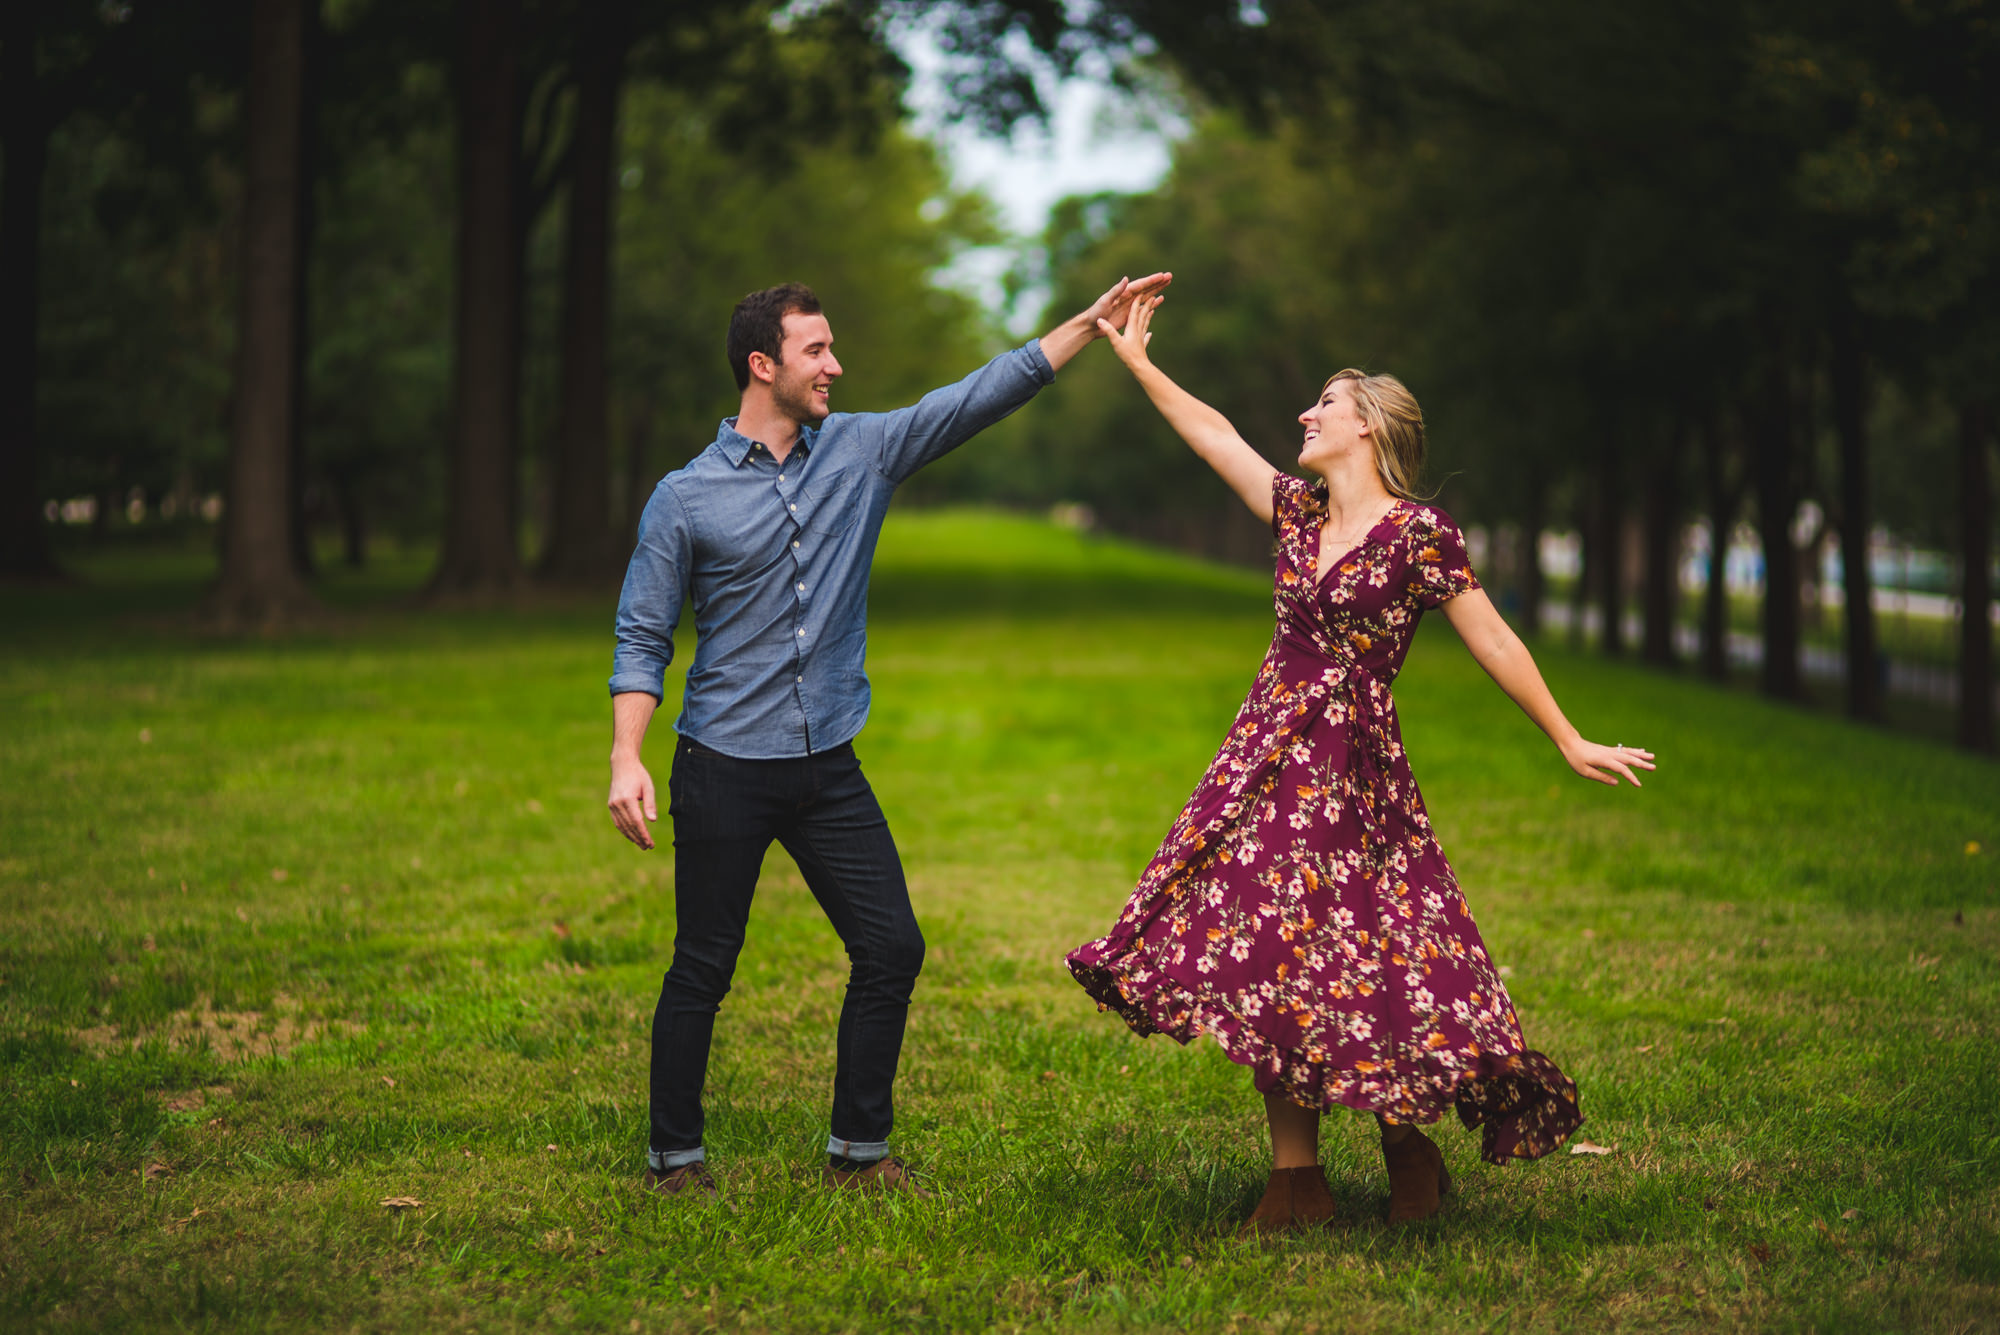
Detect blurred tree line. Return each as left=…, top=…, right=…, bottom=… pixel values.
left=4, top=0, right=1994, bottom=750
left=936, top=0, right=1996, bottom=752
left=2, top=0, right=1092, bottom=610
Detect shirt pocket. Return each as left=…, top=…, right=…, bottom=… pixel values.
left=804, top=473, right=869, bottom=538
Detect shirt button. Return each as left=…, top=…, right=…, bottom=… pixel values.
left=797, top=582, right=805, bottom=592
left=792, top=540, right=799, bottom=549
left=797, top=628, right=805, bottom=636
left=789, top=503, right=797, bottom=512
left=779, top=474, right=785, bottom=481
left=796, top=675, right=802, bottom=683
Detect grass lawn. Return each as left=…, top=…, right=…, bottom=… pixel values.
left=3, top=508, right=1998, bottom=1333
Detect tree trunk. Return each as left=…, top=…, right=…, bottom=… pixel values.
left=1641, top=421, right=1681, bottom=666
left=1595, top=433, right=1624, bottom=656
left=541, top=0, right=630, bottom=582
left=1960, top=399, right=1994, bottom=753
left=1568, top=499, right=1590, bottom=653
left=431, top=0, right=525, bottom=597
left=207, top=0, right=315, bottom=627
left=287, top=0, right=324, bottom=579
left=0, top=6, right=57, bottom=578
left=334, top=474, right=366, bottom=568
left=1829, top=316, right=1880, bottom=722
left=1518, top=473, right=1546, bottom=636
left=1750, top=347, right=1801, bottom=700
left=622, top=387, right=654, bottom=548
left=1700, top=415, right=1731, bottom=681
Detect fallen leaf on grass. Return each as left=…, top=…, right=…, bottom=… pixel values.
left=270, top=868, right=288, bottom=882
left=551, top=920, right=571, bottom=939
left=1747, top=1242, right=1772, bottom=1265
left=167, top=1208, right=207, bottom=1232
left=380, top=1197, right=423, bottom=1209
left=381, top=1075, right=396, bottom=1088
left=545, top=1144, right=559, bottom=1153
left=1040, top=1070, right=1058, bottom=1081
left=1569, top=1141, right=1615, bottom=1156
left=1634, top=1044, right=1654, bottom=1053
left=143, top=1162, right=174, bottom=1180
left=165, top=1091, right=204, bottom=1113
left=1841, top=1208, right=1860, bottom=1220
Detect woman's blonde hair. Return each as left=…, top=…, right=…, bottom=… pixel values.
left=1326, top=368, right=1429, bottom=501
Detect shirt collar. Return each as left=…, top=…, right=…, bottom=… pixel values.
left=716, top=417, right=818, bottom=468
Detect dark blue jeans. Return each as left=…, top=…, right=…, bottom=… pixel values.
left=649, top=736, right=924, bottom=1169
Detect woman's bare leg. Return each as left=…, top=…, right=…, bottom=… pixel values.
left=1264, top=1089, right=1321, bottom=1168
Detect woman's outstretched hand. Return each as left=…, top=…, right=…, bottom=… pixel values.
left=1560, top=739, right=1657, bottom=787
left=1097, top=291, right=1165, bottom=371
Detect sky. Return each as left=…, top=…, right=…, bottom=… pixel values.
left=895, top=25, right=1185, bottom=333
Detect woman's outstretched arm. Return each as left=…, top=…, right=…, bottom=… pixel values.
left=1440, top=588, right=1658, bottom=787
left=1096, top=293, right=1279, bottom=523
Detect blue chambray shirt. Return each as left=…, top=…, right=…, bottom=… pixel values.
left=609, top=340, right=1056, bottom=759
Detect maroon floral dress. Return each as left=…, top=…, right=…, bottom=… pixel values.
left=1067, top=474, right=1582, bottom=1164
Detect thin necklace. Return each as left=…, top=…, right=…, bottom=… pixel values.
left=1321, top=497, right=1397, bottom=551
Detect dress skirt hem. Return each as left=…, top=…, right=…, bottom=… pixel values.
left=1067, top=947, right=1584, bottom=1167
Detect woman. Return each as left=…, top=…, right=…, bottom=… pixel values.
left=1067, top=292, right=1655, bottom=1235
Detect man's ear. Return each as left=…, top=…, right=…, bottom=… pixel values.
left=747, top=350, right=778, bottom=386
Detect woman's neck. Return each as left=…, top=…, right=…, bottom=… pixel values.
left=1312, top=452, right=1395, bottom=529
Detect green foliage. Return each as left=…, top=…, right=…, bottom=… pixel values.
left=2, top=514, right=1998, bottom=1330
left=608, top=79, right=1003, bottom=485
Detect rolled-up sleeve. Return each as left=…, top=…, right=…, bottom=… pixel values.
left=609, top=482, right=692, bottom=700
left=870, top=339, right=1056, bottom=484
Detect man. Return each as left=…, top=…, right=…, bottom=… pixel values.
left=607, top=273, right=1170, bottom=1197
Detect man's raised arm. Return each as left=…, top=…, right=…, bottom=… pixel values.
left=870, top=272, right=1172, bottom=483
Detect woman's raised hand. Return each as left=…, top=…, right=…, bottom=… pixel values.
left=1560, top=739, right=1657, bottom=788
left=1097, top=292, right=1165, bottom=370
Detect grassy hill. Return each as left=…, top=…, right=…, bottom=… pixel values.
left=2, top=509, right=1996, bottom=1332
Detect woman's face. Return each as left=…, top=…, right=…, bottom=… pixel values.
left=1297, top=379, right=1369, bottom=472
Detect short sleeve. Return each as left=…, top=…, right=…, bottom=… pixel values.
left=1270, top=472, right=1316, bottom=539
left=1410, top=510, right=1482, bottom=609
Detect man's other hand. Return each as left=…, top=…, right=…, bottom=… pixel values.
left=608, top=756, right=658, bottom=850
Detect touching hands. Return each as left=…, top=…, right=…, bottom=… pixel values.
left=1560, top=739, right=1657, bottom=788
left=1041, top=272, right=1172, bottom=372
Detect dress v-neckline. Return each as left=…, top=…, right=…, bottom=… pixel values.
left=1310, top=498, right=1404, bottom=590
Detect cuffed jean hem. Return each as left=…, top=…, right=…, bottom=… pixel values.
left=648, top=1146, right=706, bottom=1171
left=826, top=1136, right=890, bottom=1163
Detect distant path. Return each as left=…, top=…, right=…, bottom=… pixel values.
left=1539, top=602, right=1998, bottom=713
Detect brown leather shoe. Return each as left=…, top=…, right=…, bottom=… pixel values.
left=1237, top=1165, right=1338, bottom=1238
left=822, top=1155, right=931, bottom=1198
left=643, top=1161, right=717, bottom=1199
left=1382, top=1127, right=1451, bottom=1225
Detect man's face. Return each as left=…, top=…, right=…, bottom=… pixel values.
left=767, top=312, right=842, bottom=425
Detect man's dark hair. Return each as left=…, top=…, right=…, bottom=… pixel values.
left=727, top=283, right=822, bottom=392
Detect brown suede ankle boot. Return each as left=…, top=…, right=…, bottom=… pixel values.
left=1382, top=1127, right=1451, bottom=1225
left=1237, top=1165, right=1338, bottom=1237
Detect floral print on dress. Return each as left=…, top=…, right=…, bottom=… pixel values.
left=1067, top=472, right=1582, bottom=1165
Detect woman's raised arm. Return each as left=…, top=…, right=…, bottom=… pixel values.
left=1096, top=295, right=1279, bottom=524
